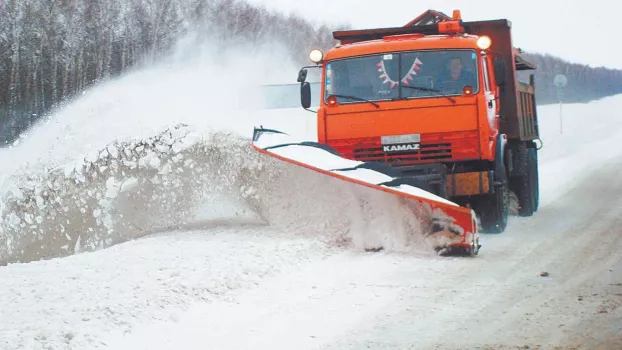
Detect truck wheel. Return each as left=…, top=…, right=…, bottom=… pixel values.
left=517, top=147, right=538, bottom=217
left=477, top=162, right=509, bottom=233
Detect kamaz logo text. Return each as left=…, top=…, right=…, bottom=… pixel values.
left=382, top=143, right=421, bottom=152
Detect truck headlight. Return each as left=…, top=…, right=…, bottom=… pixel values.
left=477, top=36, right=492, bottom=50
left=309, top=49, right=324, bottom=64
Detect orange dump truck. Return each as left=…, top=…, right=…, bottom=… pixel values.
left=251, top=9, right=541, bottom=255
left=294, top=9, right=541, bottom=234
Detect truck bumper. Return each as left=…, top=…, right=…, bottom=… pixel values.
left=395, top=165, right=494, bottom=199
left=446, top=171, right=493, bottom=197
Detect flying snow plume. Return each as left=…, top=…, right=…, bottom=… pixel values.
left=0, top=35, right=440, bottom=265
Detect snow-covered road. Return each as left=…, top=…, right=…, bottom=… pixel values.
left=1, top=226, right=337, bottom=349
left=100, top=141, right=622, bottom=350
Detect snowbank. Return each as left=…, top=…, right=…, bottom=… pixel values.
left=0, top=228, right=334, bottom=350
left=0, top=125, right=239, bottom=263
left=532, top=95, right=622, bottom=207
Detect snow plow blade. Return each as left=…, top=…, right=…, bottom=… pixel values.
left=251, top=127, right=480, bottom=256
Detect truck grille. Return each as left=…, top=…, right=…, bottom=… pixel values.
left=352, top=142, right=452, bottom=163
left=328, top=131, right=479, bottom=166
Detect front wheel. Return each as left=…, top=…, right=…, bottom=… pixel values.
left=476, top=163, right=509, bottom=233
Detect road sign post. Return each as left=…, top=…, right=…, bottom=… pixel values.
left=554, top=74, right=568, bottom=134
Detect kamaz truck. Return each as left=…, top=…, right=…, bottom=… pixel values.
left=251, top=9, right=542, bottom=256
left=294, top=9, right=541, bottom=233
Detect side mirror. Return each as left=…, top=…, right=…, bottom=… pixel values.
left=301, top=82, right=311, bottom=109
left=494, top=59, right=507, bottom=87
left=297, top=68, right=308, bottom=83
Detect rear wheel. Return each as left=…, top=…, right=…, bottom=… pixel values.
left=516, top=147, right=539, bottom=217
left=476, top=161, right=509, bottom=233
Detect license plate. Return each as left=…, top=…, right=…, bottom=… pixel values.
left=381, top=134, right=421, bottom=145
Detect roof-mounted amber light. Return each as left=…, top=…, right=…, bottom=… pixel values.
left=438, top=21, right=464, bottom=34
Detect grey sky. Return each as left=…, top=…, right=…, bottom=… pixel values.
left=247, top=0, right=619, bottom=69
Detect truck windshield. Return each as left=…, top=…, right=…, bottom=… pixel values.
left=324, top=49, right=479, bottom=104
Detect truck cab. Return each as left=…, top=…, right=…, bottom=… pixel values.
left=297, top=10, right=540, bottom=233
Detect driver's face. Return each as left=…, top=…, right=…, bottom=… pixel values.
left=449, top=59, right=463, bottom=77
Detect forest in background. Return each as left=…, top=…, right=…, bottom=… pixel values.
left=519, top=52, right=622, bottom=104
left=2, top=0, right=621, bottom=145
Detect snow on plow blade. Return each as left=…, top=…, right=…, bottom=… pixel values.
left=251, top=127, right=480, bottom=256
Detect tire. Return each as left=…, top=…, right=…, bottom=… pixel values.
left=477, top=161, right=509, bottom=233
left=516, top=147, right=538, bottom=217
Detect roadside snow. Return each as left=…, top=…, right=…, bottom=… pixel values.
left=535, top=96, right=622, bottom=207
left=101, top=253, right=424, bottom=350
left=0, top=126, right=260, bottom=264
left=0, top=228, right=335, bottom=350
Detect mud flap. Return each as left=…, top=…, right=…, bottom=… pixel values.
left=251, top=127, right=480, bottom=256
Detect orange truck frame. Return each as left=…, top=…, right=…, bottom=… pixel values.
left=296, top=9, right=540, bottom=233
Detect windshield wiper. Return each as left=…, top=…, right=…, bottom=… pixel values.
left=400, top=85, right=456, bottom=104
left=328, top=94, right=380, bottom=108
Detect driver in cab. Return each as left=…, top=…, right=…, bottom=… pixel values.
left=436, top=56, right=476, bottom=92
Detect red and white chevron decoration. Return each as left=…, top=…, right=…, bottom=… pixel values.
left=376, top=57, right=424, bottom=88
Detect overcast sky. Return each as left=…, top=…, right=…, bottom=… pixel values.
left=247, top=0, right=620, bottom=70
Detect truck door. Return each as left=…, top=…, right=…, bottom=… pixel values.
left=481, top=56, right=496, bottom=129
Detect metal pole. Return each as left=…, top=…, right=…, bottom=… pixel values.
left=554, top=74, right=567, bottom=135
left=559, top=101, right=563, bottom=134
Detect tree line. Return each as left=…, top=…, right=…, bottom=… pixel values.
left=519, top=52, right=622, bottom=104
left=1, top=0, right=620, bottom=144
left=0, top=0, right=336, bottom=144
